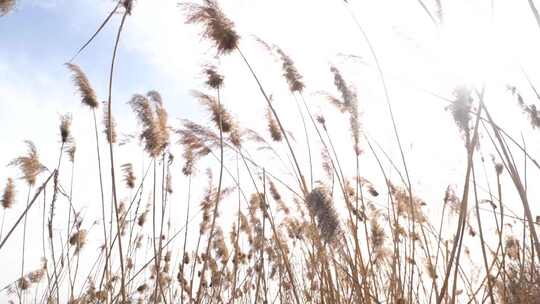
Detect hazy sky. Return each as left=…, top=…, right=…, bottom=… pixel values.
left=2, top=0, right=540, bottom=300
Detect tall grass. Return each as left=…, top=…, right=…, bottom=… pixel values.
left=1, top=0, right=540, bottom=303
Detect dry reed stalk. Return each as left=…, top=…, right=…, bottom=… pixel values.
left=194, top=84, right=225, bottom=303
left=103, top=4, right=132, bottom=301
left=481, top=102, right=540, bottom=263
left=66, top=63, right=112, bottom=293
left=437, top=89, right=483, bottom=303
left=0, top=170, right=55, bottom=250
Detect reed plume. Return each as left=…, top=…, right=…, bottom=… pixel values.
left=138, top=209, right=149, bottom=227
left=330, top=66, right=355, bottom=110
left=0, top=0, right=14, bottom=16
left=305, top=186, right=341, bottom=244
left=9, top=141, right=45, bottom=186
left=129, top=91, right=169, bottom=157
left=148, top=90, right=170, bottom=147
left=65, top=140, right=77, bottom=162
left=390, top=183, right=427, bottom=223
left=275, top=47, right=304, bottom=93
left=122, top=0, right=133, bottom=14
left=1, top=178, right=15, bottom=209
left=269, top=180, right=289, bottom=214
left=103, top=101, right=117, bottom=143
left=18, top=277, right=30, bottom=291
left=177, top=120, right=215, bottom=176
left=349, top=96, right=361, bottom=154
left=69, top=229, right=88, bottom=253
left=59, top=114, right=73, bottom=144
left=508, top=85, right=540, bottom=128
left=193, top=90, right=233, bottom=133
left=204, top=65, right=224, bottom=89
left=266, top=106, right=282, bottom=141
left=329, top=66, right=361, bottom=154
left=66, top=63, right=98, bottom=109
left=27, top=268, right=45, bottom=284
left=370, top=217, right=385, bottom=249
left=183, top=0, right=240, bottom=55
left=449, top=86, right=473, bottom=136
left=212, top=227, right=229, bottom=262
left=121, top=163, right=136, bottom=189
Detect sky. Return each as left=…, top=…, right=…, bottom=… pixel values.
left=2, top=0, right=540, bottom=301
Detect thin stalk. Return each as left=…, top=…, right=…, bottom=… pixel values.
left=195, top=87, right=225, bottom=303
left=236, top=46, right=308, bottom=195
left=180, top=175, right=192, bottom=304
left=92, top=109, right=111, bottom=292
left=471, top=164, right=496, bottom=303
left=21, top=185, right=32, bottom=278
left=481, top=102, right=540, bottom=262
left=437, top=103, right=483, bottom=303
left=0, top=172, right=52, bottom=278
left=105, top=9, right=129, bottom=302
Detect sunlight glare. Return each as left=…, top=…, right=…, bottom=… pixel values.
left=434, top=8, right=511, bottom=88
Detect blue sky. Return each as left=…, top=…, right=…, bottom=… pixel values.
left=0, top=0, right=202, bottom=139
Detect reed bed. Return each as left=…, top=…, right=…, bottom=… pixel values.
left=1, top=0, right=540, bottom=303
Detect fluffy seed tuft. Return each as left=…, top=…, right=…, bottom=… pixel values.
left=449, top=86, right=473, bottom=137
left=1, top=178, right=15, bottom=209
left=275, top=47, right=304, bottom=93
left=69, top=229, right=88, bottom=253
left=121, top=163, right=136, bottom=189
left=59, top=114, right=72, bottom=144
left=266, top=107, right=282, bottom=142
left=9, top=141, right=45, bottom=186
left=66, top=63, right=98, bottom=109
left=0, top=0, right=15, bottom=16
left=183, top=0, right=240, bottom=55
left=129, top=91, right=170, bottom=157
left=305, top=186, right=341, bottom=245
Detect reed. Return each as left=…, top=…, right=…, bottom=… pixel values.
left=1, top=1, right=540, bottom=303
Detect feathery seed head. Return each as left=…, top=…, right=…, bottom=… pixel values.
left=1, top=178, right=15, bottom=209
left=18, top=277, right=30, bottom=291
left=330, top=66, right=356, bottom=110
left=193, top=90, right=233, bottom=133
left=450, top=86, right=473, bottom=136
left=266, top=107, right=282, bottom=142
left=103, top=101, right=117, bottom=144
left=495, top=163, right=504, bottom=175
left=204, top=65, right=224, bottom=89
left=305, top=186, right=341, bottom=245
left=183, top=0, right=240, bottom=55
left=9, top=141, right=45, bottom=186
left=27, top=269, right=45, bottom=283
left=275, top=47, right=304, bottom=93
left=66, top=63, right=98, bottom=109
left=122, top=0, right=133, bottom=14
left=129, top=91, right=169, bottom=157
left=69, top=229, right=87, bottom=253
left=370, top=218, right=386, bottom=250
left=59, top=113, right=72, bottom=144
left=329, top=66, right=361, bottom=153
left=65, top=141, right=76, bottom=162
left=0, top=0, right=15, bottom=16
left=121, top=163, right=136, bottom=189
